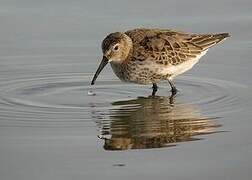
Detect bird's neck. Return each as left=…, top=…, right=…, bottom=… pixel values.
left=121, top=34, right=133, bottom=64
left=123, top=46, right=133, bottom=64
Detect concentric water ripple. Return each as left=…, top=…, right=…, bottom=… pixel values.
left=0, top=72, right=248, bottom=129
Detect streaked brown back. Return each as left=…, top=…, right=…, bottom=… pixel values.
left=125, top=28, right=230, bottom=66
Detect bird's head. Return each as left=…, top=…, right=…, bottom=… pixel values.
left=91, top=32, right=132, bottom=85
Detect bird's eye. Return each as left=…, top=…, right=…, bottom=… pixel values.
left=113, top=45, right=119, bottom=51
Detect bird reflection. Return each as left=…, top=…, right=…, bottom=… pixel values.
left=96, top=96, right=220, bottom=151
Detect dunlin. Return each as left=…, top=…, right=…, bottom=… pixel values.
left=91, top=28, right=230, bottom=96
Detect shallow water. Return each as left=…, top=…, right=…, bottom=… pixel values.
left=1, top=0, right=252, bottom=180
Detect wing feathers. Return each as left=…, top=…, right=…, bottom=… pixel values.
left=191, top=33, right=230, bottom=50
left=125, top=29, right=230, bottom=66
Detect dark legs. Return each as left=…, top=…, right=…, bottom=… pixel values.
left=168, top=80, right=177, bottom=96
left=168, top=80, right=177, bottom=105
left=152, top=83, right=158, bottom=96
left=151, top=81, right=177, bottom=104
left=151, top=80, right=177, bottom=97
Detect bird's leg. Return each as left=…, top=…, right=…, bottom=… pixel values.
left=168, top=80, right=177, bottom=96
left=152, top=83, right=158, bottom=96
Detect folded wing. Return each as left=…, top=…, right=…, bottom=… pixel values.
left=125, top=28, right=230, bottom=66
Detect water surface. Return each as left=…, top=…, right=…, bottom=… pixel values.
left=1, top=0, right=252, bottom=180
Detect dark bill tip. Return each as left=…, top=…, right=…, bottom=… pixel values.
left=91, top=56, right=108, bottom=85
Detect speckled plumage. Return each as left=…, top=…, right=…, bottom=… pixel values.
left=91, top=28, right=230, bottom=95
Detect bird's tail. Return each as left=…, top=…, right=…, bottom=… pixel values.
left=191, top=32, right=231, bottom=50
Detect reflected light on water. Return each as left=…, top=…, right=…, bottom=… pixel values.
left=95, top=96, right=221, bottom=151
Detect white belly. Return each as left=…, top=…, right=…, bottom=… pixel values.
left=164, top=50, right=208, bottom=79
left=110, top=50, right=208, bottom=84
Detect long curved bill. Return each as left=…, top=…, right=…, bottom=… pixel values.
left=91, top=56, right=109, bottom=85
